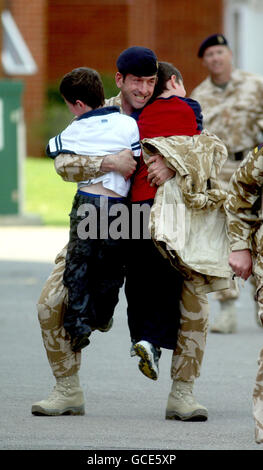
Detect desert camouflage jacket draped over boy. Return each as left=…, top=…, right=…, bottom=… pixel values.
left=224, top=144, right=263, bottom=444
left=141, top=130, right=231, bottom=293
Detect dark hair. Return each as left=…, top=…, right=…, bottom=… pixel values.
left=151, top=61, right=183, bottom=99
left=59, top=67, right=105, bottom=109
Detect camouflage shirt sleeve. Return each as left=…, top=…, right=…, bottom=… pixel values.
left=225, top=145, right=263, bottom=251
left=54, top=153, right=106, bottom=182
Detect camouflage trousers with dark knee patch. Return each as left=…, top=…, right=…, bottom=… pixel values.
left=37, top=249, right=209, bottom=381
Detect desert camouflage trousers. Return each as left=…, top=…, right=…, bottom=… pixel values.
left=37, top=248, right=209, bottom=382
left=37, top=246, right=81, bottom=377
left=253, top=275, right=263, bottom=444
left=170, top=272, right=209, bottom=382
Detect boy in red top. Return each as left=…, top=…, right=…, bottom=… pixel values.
left=131, top=61, right=203, bottom=202
left=128, top=62, right=204, bottom=381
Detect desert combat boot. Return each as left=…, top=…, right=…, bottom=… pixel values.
left=165, top=379, right=208, bottom=421
left=31, top=373, right=85, bottom=416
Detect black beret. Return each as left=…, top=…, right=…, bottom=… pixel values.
left=117, top=46, right=158, bottom=77
left=198, top=34, right=228, bottom=58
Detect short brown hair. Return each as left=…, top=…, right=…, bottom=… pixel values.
left=152, top=61, right=183, bottom=99
left=59, top=67, right=105, bottom=109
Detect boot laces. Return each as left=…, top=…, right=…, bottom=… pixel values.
left=176, top=389, right=195, bottom=405
left=47, top=380, right=72, bottom=402
left=174, top=382, right=196, bottom=405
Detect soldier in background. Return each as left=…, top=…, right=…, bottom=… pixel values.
left=191, top=33, right=263, bottom=333
left=224, top=144, right=263, bottom=443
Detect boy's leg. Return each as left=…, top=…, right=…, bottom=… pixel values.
left=125, top=235, right=182, bottom=381
left=63, top=235, right=124, bottom=350
left=125, top=200, right=182, bottom=381
left=125, top=201, right=182, bottom=349
left=125, top=236, right=182, bottom=349
left=166, top=274, right=209, bottom=421
left=63, top=193, right=125, bottom=351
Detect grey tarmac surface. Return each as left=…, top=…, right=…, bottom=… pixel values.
left=0, top=226, right=262, bottom=454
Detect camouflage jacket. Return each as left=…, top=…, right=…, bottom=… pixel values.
left=190, top=69, right=263, bottom=154
left=142, top=131, right=231, bottom=291
left=225, top=145, right=263, bottom=280
left=225, top=144, right=263, bottom=444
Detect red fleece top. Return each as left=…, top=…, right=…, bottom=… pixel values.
left=130, top=95, right=203, bottom=202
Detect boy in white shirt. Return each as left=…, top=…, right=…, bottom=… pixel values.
left=47, top=67, right=141, bottom=352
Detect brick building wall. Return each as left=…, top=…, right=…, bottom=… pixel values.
left=47, top=0, right=128, bottom=82
left=6, top=0, right=223, bottom=156
left=8, top=0, right=47, bottom=156
left=47, top=0, right=223, bottom=94
left=154, top=0, right=223, bottom=92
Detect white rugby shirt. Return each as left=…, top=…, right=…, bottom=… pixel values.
left=47, top=106, right=141, bottom=197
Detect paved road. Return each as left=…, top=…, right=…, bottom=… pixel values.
left=0, top=226, right=262, bottom=453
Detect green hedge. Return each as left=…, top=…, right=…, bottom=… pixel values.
left=25, top=156, right=75, bottom=226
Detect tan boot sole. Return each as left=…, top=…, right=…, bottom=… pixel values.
left=31, top=404, right=85, bottom=416
left=165, top=408, right=208, bottom=421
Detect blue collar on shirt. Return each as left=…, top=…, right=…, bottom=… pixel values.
left=130, top=109, right=143, bottom=121
left=77, top=106, right=120, bottom=120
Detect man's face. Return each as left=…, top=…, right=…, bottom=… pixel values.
left=115, top=72, right=157, bottom=113
left=202, top=45, right=232, bottom=76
